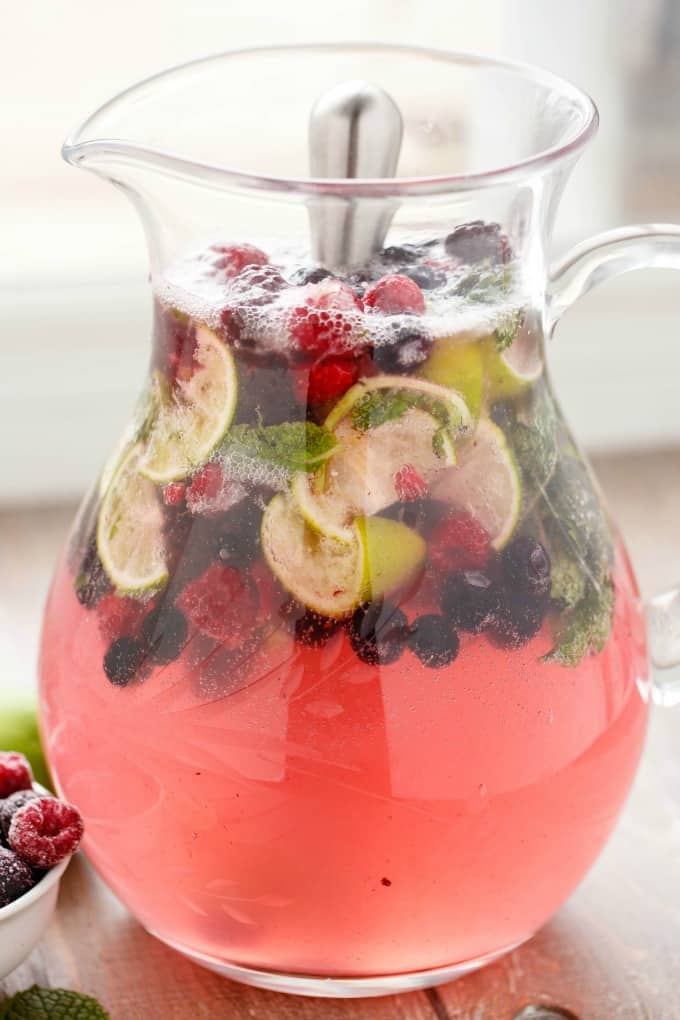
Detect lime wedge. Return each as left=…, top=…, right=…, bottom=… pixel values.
left=419, top=335, right=485, bottom=419
left=97, top=444, right=168, bottom=593
left=483, top=319, right=542, bottom=402
left=431, top=418, right=521, bottom=549
left=291, top=471, right=356, bottom=545
left=324, top=373, right=472, bottom=435
left=261, top=494, right=425, bottom=616
left=140, top=325, right=237, bottom=483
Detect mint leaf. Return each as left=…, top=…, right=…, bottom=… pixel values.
left=550, top=551, right=587, bottom=609
left=453, top=260, right=514, bottom=304
left=544, top=579, right=614, bottom=667
left=350, top=389, right=461, bottom=434
left=223, top=422, right=336, bottom=473
left=0, top=986, right=109, bottom=1019
left=494, top=308, right=525, bottom=351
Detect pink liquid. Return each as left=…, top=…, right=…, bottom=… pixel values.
left=39, top=542, right=648, bottom=977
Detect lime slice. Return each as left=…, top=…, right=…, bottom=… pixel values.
left=261, top=494, right=425, bottom=616
left=419, top=335, right=485, bottom=419
left=483, top=319, right=542, bottom=402
left=324, top=374, right=472, bottom=435
left=140, top=325, right=237, bottom=483
left=291, top=471, right=355, bottom=545
left=97, top=445, right=168, bottom=593
left=431, top=418, right=521, bottom=549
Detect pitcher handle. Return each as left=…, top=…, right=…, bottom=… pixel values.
left=548, top=224, right=680, bottom=705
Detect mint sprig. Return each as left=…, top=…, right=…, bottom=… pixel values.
left=350, top=389, right=461, bottom=435
left=494, top=308, right=525, bottom=351
left=544, top=579, right=614, bottom=667
left=0, top=986, right=109, bottom=1019
left=222, top=421, right=336, bottom=473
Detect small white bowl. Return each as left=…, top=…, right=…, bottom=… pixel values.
left=0, top=786, right=73, bottom=980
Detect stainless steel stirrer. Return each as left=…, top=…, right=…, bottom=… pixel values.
left=308, top=80, right=404, bottom=271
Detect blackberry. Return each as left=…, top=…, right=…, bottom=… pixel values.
left=444, top=221, right=511, bottom=265
left=289, top=266, right=335, bottom=286
left=0, top=789, right=40, bottom=844
left=380, top=243, right=423, bottom=265
left=373, top=324, right=433, bottom=374
left=441, top=570, right=499, bottom=633
left=0, top=847, right=34, bottom=908
left=347, top=601, right=409, bottom=666
left=408, top=614, right=460, bottom=668
left=141, top=605, right=189, bottom=665
left=401, top=264, right=447, bottom=290
left=74, top=538, right=110, bottom=609
left=294, top=609, right=342, bottom=647
left=230, top=264, right=288, bottom=304
left=488, top=597, right=545, bottom=649
left=103, top=636, right=146, bottom=686
left=501, top=535, right=552, bottom=601
left=381, top=498, right=440, bottom=535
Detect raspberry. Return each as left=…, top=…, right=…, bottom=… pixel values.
left=162, top=482, right=186, bottom=507
left=8, top=796, right=84, bottom=869
left=394, top=464, right=428, bottom=503
left=103, top=636, right=147, bottom=686
left=187, top=462, right=223, bottom=502
left=302, top=356, right=359, bottom=405
left=153, top=305, right=198, bottom=385
left=96, top=592, right=147, bottom=644
left=408, top=614, right=460, bottom=668
left=186, top=463, right=246, bottom=516
left=212, top=243, right=268, bottom=278
left=289, top=279, right=362, bottom=356
left=0, top=789, right=41, bottom=843
left=177, top=563, right=259, bottom=647
left=364, top=274, right=426, bottom=315
left=429, top=511, right=491, bottom=575
left=0, top=752, right=33, bottom=799
left=0, top=847, right=34, bottom=907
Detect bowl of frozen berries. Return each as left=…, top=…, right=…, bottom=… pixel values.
left=0, top=751, right=83, bottom=979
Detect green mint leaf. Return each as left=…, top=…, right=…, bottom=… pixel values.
left=454, top=260, right=515, bottom=304
left=549, top=551, right=587, bottom=609
left=494, top=308, right=525, bottom=351
left=223, top=422, right=336, bottom=473
left=350, top=388, right=459, bottom=434
left=0, top=986, right=109, bottom=1019
left=497, top=385, right=559, bottom=499
left=544, top=579, right=614, bottom=667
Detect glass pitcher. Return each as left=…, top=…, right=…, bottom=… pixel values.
left=38, top=45, right=680, bottom=998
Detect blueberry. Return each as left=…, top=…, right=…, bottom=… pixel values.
left=373, top=324, right=433, bottom=374
left=347, top=601, right=409, bottom=666
left=74, top=538, right=110, bottom=609
left=502, top=536, right=551, bottom=601
left=294, top=609, right=342, bottom=647
left=0, top=847, right=34, bottom=908
left=488, top=597, right=545, bottom=649
left=0, top=790, right=40, bottom=844
left=141, top=605, right=189, bottom=665
left=444, top=221, right=511, bottom=264
left=408, top=614, right=460, bottom=668
left=441, top=570, right=499, bottom=633
left=103, top=636, right=146, bottom=686
left=380, top=243, right=423, bottom=265
left=401, top=264, right=447, bottom=290
left=290, top=266, right=335, bottom=286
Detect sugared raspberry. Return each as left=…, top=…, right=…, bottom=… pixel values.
left=0, top=752, right=33, bottom=799
left=429, top=511, right=491, bottom=575
left=0, top=789, right=41, bottom=843
left=8, top=796, right=84, bottom=869
left=212, top=243, right=268, bottom=279
left=364, top=274, right=426, bottom=315
left=0, top=847, right=34, bottom=907
left=301, top=356, right=359, bottom=405
left=96, top=592, right=147, bottom=644
left=162, top=482, right=186, bottom=507
left=177, top=563, right=259, bottom=647
left=289, top=279, right=363, bottom=356
left=394, top=464, right=428, bottom=502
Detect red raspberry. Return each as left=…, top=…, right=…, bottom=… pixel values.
left=394, top=464, right=428, bottom=502
left=187, top=462, right=223, bottom=502
left=177, top=563, right=259, bottom=647
left=429, top=511, right=491, bottom=575
left=96, top=592, right=148, bottom=644
left=0, top=752, right=33, bottom=798
left=8, top=796, right=84, bottom=869
left=364, top=274, right=426, bottom=315
left=289, top=279, right=362, bottom=356
left=303, top=356, right=359, bottom=404
left=212, top=243, right=268, bottom=279
left=162, top=482, right=186, bottom=507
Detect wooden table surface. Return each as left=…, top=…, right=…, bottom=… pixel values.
left=2, top=450, right=680, bottom=1019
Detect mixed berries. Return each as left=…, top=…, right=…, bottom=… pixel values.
left=0, top=752, right=83, bottom=909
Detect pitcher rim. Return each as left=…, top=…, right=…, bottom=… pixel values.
left=62, top=42, right=599, bottom=197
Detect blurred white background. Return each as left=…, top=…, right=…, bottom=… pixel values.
left=2, top=0, right=679, bottom=503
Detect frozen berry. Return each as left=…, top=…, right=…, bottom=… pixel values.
left=401, top=264, right=447, bottom=290
left=429, top=512, right=491, bottom=575
left=381, top=497, right=439, bottom=534
left=347, top=601, right=409, bottom=666
left=373, top=324, right=433, bottom=373
left=408, top=614, right=460, bottom=668
left=488, top=597, right=545, bottom=649
left=394, top=464, right=428, bottom=502
left=364, top=274, right=426, bottom=315
left=74, top=538, right=110, bottom=608
left=141, top=605, right=189, bottom=665
left=212, top=243, right=268, bottom=278
left=290, top=266, right=335, bottom=285
left=380, top=243, right=423, bottom=265
left=444, top=221, right=511, bottom=264
left=177, top=563, right=258, bottom=647
left=441, top=570, right=499, bottom=633
left=0, top=847, right=34, bottom=907
left=229, top=264, right=288, bottom=305
left=103, top=636, right=147, bottom=686
left=0, top=789, right=41, bottom=843
left=8, top=796, right=84, bottom=869
left=303, top=355, right=359, bottom=405
left=289, top=279, right=362, bottom=356
left=501, top=535, right=552, bottom=601
left=294, top=609, right=342, bottom=647
left=0, top=753, right=33, bottom=799
left=162, top=482, right=186, bottom=507
left=96, top=592, right=147, bottom=644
